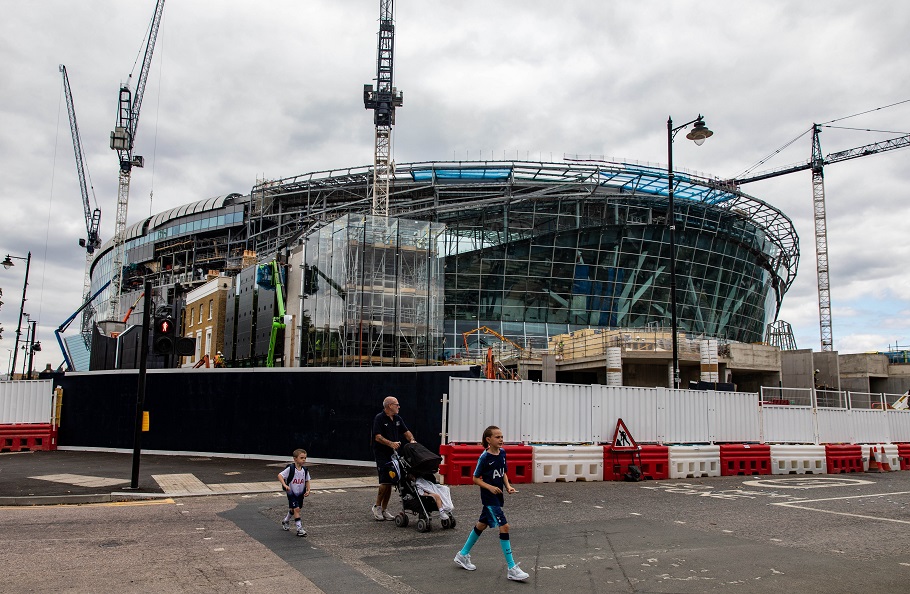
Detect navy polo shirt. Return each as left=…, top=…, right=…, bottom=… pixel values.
left=372, top=412, right=410, bottom=463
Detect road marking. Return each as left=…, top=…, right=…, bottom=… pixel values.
left=29, top=474, right=129, bottom=488
left=770, top=490, right=910, bottom=524
left=743, top=477, right=874, bottom=489
left=102, top=498, right=176, bottom=507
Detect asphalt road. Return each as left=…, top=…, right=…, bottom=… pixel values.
left=2, top=450, right=910, bottom=593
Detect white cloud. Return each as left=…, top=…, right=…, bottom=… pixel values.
left=2, top=0, right=910, bottom=372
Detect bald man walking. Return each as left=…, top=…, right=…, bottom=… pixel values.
left=371, top=396, right=415, bottom=520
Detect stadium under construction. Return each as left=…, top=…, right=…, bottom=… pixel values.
left=69, top=157, right=803, bottom=389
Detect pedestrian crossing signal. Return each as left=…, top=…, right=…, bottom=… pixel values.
left=153, top=316, right=176, bottom=355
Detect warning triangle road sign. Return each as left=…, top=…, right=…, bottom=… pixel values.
left=610, top=418, right=640, bottom=451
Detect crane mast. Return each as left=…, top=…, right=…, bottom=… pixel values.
left=363, top=0, right=403, bottom=217
left=734, top=126, right=910, bottom=351
left=810, top=125, right=833, bottom=351
left=60, top=64, right=103, bottom=346
left=107, top=0, right=165, bottom=321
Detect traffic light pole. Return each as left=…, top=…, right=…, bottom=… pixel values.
left=129, top=280, right=152, bottom=489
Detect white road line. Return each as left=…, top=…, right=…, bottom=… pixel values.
left=770, top=490, right=910, bottom=525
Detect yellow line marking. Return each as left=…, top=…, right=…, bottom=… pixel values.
left=0, top=498, right=176, bottom=510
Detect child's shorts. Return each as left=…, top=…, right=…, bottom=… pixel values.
left=479, top=505, right=508, bottom=527
left=287, top=493, right=304, bottom=509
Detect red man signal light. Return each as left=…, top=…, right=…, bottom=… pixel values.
left=153, top=316, right=176, bottom=355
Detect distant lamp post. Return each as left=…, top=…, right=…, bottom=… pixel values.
left=666, top=116, right=713, bottom=389
left=2, top=252, right=31, bottom=380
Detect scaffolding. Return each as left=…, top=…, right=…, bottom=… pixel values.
left=301, top=214, right=445, bottom=366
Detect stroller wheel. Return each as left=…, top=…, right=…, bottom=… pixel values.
left=395, top=512, right=409, bottom=528
left=416, top=518, right=430, bottom=533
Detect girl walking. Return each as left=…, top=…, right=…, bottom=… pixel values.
left=453, top=425, right=529, bottom=581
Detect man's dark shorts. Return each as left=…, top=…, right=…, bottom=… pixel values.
left=376, top=460, right=396, bottom=484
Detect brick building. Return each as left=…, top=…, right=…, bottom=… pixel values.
left=182, top=274, right=232, bottom=367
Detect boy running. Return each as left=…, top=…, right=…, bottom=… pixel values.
left=454, top=426, right=530, bottom=581
left=278, top=448, right=311, bottom=537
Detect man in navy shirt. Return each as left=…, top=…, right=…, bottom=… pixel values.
left=371, top=396, right=415, bottom=521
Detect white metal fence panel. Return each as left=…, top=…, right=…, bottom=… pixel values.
left=887, top=410, right=910, bottom=443
left=593, top=385, right=659, bottom=444
left=0, top=380, right=54, bottom=424
left=523, top=382, right=593, bottom=443
left=447, top=377, right=523, bottom=443
left=850, top=409, right=890, bottom=444
left=760, top=406, right=816, bottom=444
left=446, top=378, right=910, bottom=447
left=817, top=408, right=853, bottom=444
left=662, top=389, right=710, bottom=443
left=708, top=391, right=761, bottom=443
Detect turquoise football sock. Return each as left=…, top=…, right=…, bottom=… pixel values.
left=460, top=526, right=482, bottom=555
left=499, top=533, right=515, bottom=568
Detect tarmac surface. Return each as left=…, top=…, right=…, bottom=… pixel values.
left=3, top=448, right=910, bottom=593
left=0, top=448, right=373, bottom=504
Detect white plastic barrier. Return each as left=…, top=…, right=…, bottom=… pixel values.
left=532, top=445, right=603, bottom=483
left=769, top=445, right=826, bottom=475
left=0, top=380, right=54, bottom=424
left=668, top=445, right=720, bottom=479
left=860, top=444, right=900, bottom=472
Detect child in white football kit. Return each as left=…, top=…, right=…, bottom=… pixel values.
left=278, top=448, right=311, bottom=537
left=454, top=426, right=530, bottom=581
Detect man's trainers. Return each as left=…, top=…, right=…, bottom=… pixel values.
left=439, top=510, right=449, bottom=521
left=371, top=505, right=385, bottom=521
left=382, top=509, right=395, bottom=521
left=296, top=527, right=307, bottom=537
left=454, top=552, right=476, bottom=571
left=281, top=520, right=290, bottom=531
left=507, top=563, right=529, bottom=581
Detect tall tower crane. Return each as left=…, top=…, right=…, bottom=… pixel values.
left=734, top=126, right=910, bottom=351
left=107, top=0, right=166, bottom=322
left=59, top=64, right=102, bottom=345
left=363, top=0, right=403, bottom=217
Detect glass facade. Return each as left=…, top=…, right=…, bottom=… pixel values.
left=440, top=196, right=783, bottom=355
left=300, top=214, right=445, bottom=366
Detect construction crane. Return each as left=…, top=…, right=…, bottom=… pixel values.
left=363, top=0, right=403, bottom=217
left=733, top=125, right=910, bottom=352
left=59, top=64, right=103, bottom=346
left=463, top=326, right=525, bottom=357
left=107, top=0, right=166, bottom=322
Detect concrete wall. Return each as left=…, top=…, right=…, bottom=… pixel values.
left=725, top=343, right=781, bottom=370
left=813, top=351, right=841, bottom=390
left=781, top=349, right=814, bottom=389
left=839, top=353, right=889, bottom=377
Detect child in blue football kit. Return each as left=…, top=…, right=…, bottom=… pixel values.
left=454, top=426, right=530, bottom=581
left=278, top=449, right=311, bottom=537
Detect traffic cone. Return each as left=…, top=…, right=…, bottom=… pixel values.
left=867, top=446, right=888, bottom=473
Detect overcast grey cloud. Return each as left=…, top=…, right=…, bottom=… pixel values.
left=2, top=1, right=909, bottom=373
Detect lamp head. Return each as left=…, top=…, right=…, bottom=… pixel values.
left=2, top=255, right=13, bottom=269
left=685, top=116, right=713, bottom=146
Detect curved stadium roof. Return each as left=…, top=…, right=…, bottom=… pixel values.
left=256, top=159, right=800, bottom=295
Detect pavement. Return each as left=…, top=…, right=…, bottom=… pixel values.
left=0, top=448, right=376, bottom=505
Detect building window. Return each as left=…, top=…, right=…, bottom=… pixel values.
left=198, top=305, right=203, bottom=323
left=208, top=299, right=213, bottom=320
left=189, top=308, right=194, bottom=327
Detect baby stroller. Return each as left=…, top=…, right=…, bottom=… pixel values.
left=391, top=442, right=457, bottom=532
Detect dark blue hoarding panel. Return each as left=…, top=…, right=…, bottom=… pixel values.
left=56, top=366, right=480, bottom=460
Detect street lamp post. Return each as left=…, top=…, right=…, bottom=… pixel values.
left=2, top=252, right=31, bottom=380
left=26, top=318, right=40, bottom=380
left=666, top=116, right=712, bottom=389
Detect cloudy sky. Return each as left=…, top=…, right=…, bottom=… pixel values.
left=2, top=1, right=909, bottom=373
